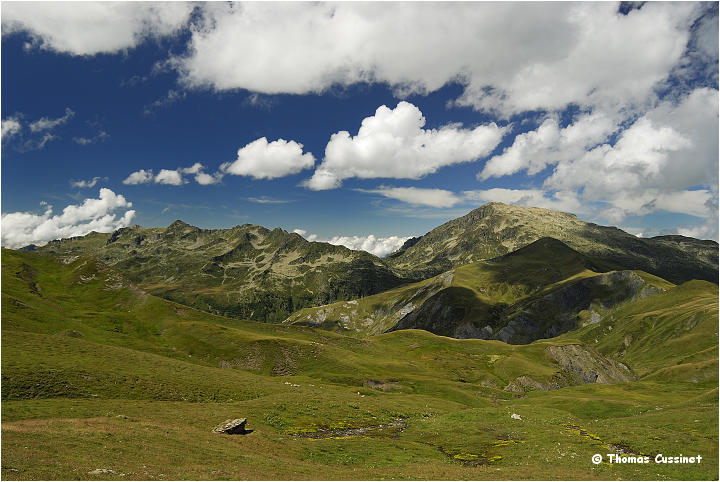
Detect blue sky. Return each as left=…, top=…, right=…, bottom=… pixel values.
left=1, top=2, right=718, bottom=255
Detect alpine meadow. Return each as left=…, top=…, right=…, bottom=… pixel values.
left=1, top=2, right=718, bottom=481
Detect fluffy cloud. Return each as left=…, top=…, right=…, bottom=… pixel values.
left=1, top=188, right=135, bottom=248
left=304, top=102, right=506, bottom=190
left=4, top=3, right=707, bottom=118
left=123, top=169, right=154, bottom=185
left=181, top=162, right=204, bottom=175
left=194, top=172, right=223, bottom=185
left=2, top=2, right=193, bottom=55
left=2, top=117, right=22, bottom=140
left=123, top=163, right=223, bottom=186
left=463, top=188, right=584, bottom=214
left=220, top=137, right=315, bottom=180
left=474, top=88, right=718, bottom=224
left=479, top=111, right=619, bottom=180
left=543, top=88, right=718, bottom=220
left=293, top=230, right=411, bottom=258
left=359, top=186, right=462, bottom=208
left=29, top=108, right=74, bottom=132
left=154, top=169, right=185, bottom=186
left=172, top=3, right=700, bottom=116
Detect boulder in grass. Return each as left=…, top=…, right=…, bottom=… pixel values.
left=213, top=418, right=249, bottom=435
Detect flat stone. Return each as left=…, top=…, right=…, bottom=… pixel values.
left=213, top=418, right=248, bottom=435
left=88, top=468, right=122, bottom=475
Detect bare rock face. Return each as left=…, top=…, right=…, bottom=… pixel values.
left=213, top=418, right=249, bottom=435
left=504, top=344, right=636, bottom=393
left=545, top=344, right=636, bottom=384
left=498, top=271, right=662, bottom=344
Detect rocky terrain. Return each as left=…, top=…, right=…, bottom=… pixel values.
left=34, top=220, right=406, bottom=322
left=29, top=203, right=718, bottom=327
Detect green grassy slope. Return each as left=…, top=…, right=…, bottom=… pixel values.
left=286, top=238, right=673, bottom=342
left=2, top=249, right=717, bottom=480
left=387, top=202, right=718, bottom=284
left=32, top=221, right=407, bottom=322
left=557, top=280, right=719, bottom=381
left=1, top=249, right=587, bottom=399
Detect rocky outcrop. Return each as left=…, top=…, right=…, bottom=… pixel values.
left=545, top=344, right=636, bottom=384
left=213, top=418, right=250, bottom=435
left=504, top=344, right=636, bottom=393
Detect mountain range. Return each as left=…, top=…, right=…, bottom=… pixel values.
left=4, top=202, right=718, bottom=479
left=29, top=202, right=718, bottom=330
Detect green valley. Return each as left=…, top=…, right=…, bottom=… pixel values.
left=2, top=203, right=718, bottom=480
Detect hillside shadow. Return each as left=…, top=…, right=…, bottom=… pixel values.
left=388, top=286, right=500, bottom=339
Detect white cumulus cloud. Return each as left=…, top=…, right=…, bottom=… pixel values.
left=479, top=110, right=619, bottom=180
left=542, top=88, right=718, bottom=221
left=220, top=137, right=315, bottom=180
left=293, top=230, right=411, bottom=258
left=304, top=102, right=506, bottom=190
left=194, top=171, right=223, bottom=185
left=181, top=162, right=204, bottom=175
left=171, top=2, right=700, bottom=116
left=324, top=234, right=411, bottom=258
left=123, top=163, right=223, bottom=186
left=1, top=188, right=136, bottom=248
left=154, top=169, right=185, bottom=186
left=123, top=169, right=154, bottom=185
left=474, top=88, right=719, bottom=225
left=2, top=2, right=194, bottom=56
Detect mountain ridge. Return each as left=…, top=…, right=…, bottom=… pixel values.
left=285, top=237, right=674, bottom=342
left=34, top=221, right=409, bottom=322
left=26, top=202, right=718, bottom=325
left=386, top=202, right=718, bottom=284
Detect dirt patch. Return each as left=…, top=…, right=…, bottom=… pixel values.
left=272, top=347, right=298, bottom=376
left=16, top=263, right=41, bottom=296
left=364, top=379, right=402, bottom=392
left=294, top=418, right=406, bottom=439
